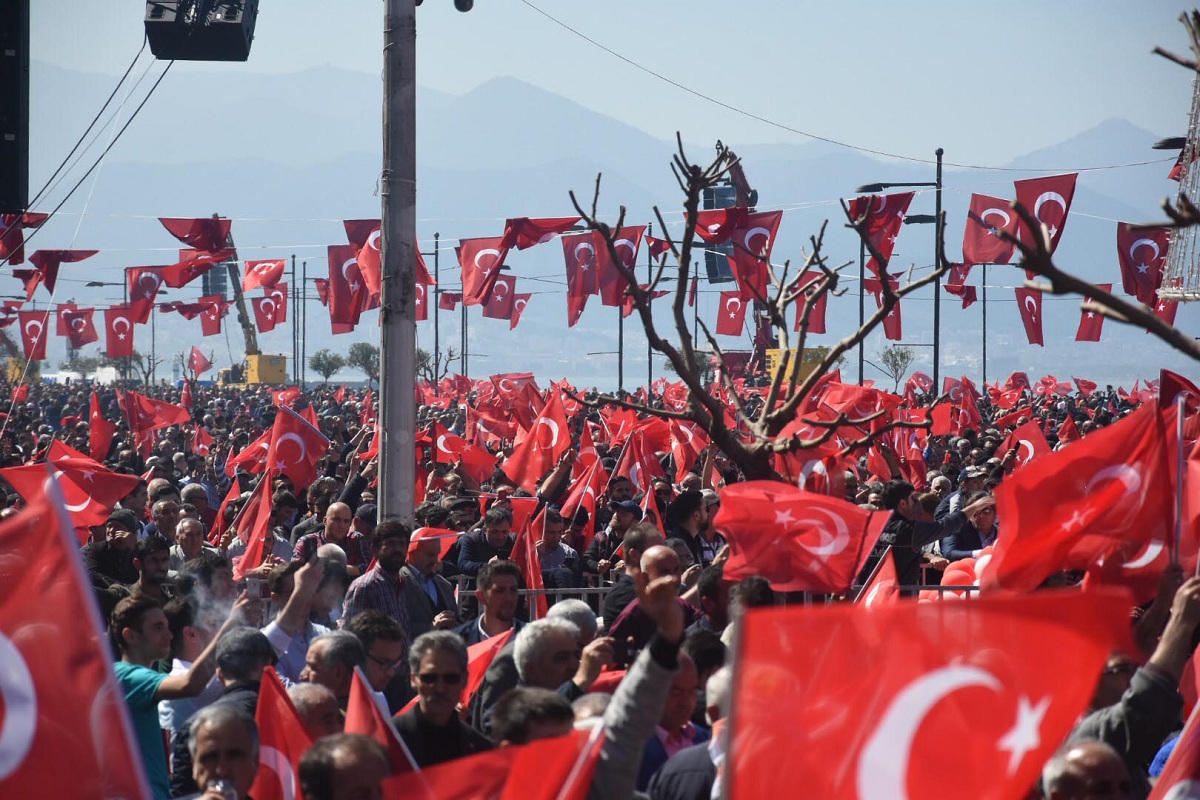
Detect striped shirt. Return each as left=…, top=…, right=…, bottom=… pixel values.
left=342, top=564, right=411, bottom=638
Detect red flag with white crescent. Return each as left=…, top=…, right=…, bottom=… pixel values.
left=501, top=215, right=581, bottom=250
left=59, top=306, right=99, bottom=348
left=159, top=216, right=232, bottom=253
left=847, top=192, right=914, bottom=277
left=1116, top=223, right=1169, bottom=305
left=962, top=193, right=1017, bottom=266
left=251, top=295, right=281, bottom=332
left=242, top=258, right=286, bottom=291
left=596, top=226, right=645, bottom=307
left=1014, top=287, right=1044, bottom=346
left=509, top=293, right=531, bottom=330
left=482, top=274, right=517, bottom=320
left=1013, top=173, right=1077, bottom=254
left=793, top=270, right=828, bottom=334
left=457, top=236, right=511, bottom=307
left=188, top=346, right=212, bottom=377
left=17, top=309, right=50, bottom=360
left=1075, top=284, right=1110, bottom=342
left=726, top=209, right=783, bottom=299
left=250, top=667, right=313, bottom=800
left=716, top=291, right=749, bottom=336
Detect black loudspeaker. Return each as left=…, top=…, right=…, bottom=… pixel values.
left=145, top=0, right=259, bottom=62
left=0, top=0, right=30, bottom=214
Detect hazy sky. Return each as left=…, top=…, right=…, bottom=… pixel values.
left=34, top=1, right=1193, bottom=166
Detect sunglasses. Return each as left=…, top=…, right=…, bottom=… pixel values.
left=417, top=671, right=464, bottom=686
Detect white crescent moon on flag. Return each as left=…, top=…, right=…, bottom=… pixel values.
left=536, top=418, right=560, bottom=449
left=341, top=258, right=358, bottom=282
left=514, top=298, right=527, bottom=314
left=138, top=273, right=160, bottom=298
left=258, top=745, right=299, bottom=800
left=1129, top=238, right=1161, bottom=263
left=725, top=297, right=742, bottom=318
left=0, top=632, right=37, bottom=780
left=573, top=242, right=596, bottom=266
left=71, top=317, right=86, bottom=332
left=367, top=230, right=382, bottom=252
left=980, top=207, right=1011, bottom=232
left=1087, top=465, right=1143, bottom=527
left=44, top=469, right=91, bottom=513
left=474, top=248, right=501, bottom=273
left=796, top=507, right=850, bottom=557
left=270, top=288, right=286, bottom=307
left=1123, top=540, right=1164, bottom=570
left=1023, top=295, right=1038, bottom=321
left=24, top=319, right=42, bottom=340
left=856, top=665, right=1001, bottom=799
left=260, top=299, right=275, bottom=316
left=1033, top=192, right=1067, bottom=224
left=112, top=316, right=130, bottom=334
left=873, top=195, right=888, bottom=213
left=798, top=458, right=828, bottom=491
left=614, top=239, right=637, bottom=267
left=275, top=432, right=307, bottom=466
left=743, top=226, right=772, bottom=254
left=1017, top=440, right=1035, bottom=462
left=492, top=282, right=509, bottom=301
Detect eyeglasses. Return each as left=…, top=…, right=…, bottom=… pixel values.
left=367, top=653, right=404, bottom=672
left=417, top=671, right=464, bottom=686
left=1103, top=662, right=1137, bottom=677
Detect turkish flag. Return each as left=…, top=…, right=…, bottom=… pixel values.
left=0, top=493, right=151, bottom=798
left=1000, top=419, right=1052, bottom=470
left=857, top=548, right=899, bottom=607
left=89, top=392, right=116, bottom=462
left=0, top=211, right=49, bottom=265
left=559, top=460, right=609, bottom=548
left=345, top=668, right=418, bottom=774
left=499, top=390, right=571, bottom=493
left=414, top=283, right=429, bottom=321
left=562, top=232, right=601, bottom=326
left=226, top=430, right=273, bottom=478
left=343, top=219, right=383, bottom=298
left=509, top=293, right=531, bottom=330
left=382, top=728, right=603, bottom=800
left=198, top=295, right=229, bottom=337
left=188, top=345, right=212, bottom=376
left=1161, top=370, right=1200, bottom=413
left=251, top=295, right=281, bottom=332
left=192, top=425, right=213, bottom=458
left=1014, top=287, right=1044, bottom=346
left=596, top=226, right=645, bottom=307
left=1058, top=415, right=1081, bottom=444
left=126, top=266, right=166, bottom=324
left=612, top=428, right=668, bottom=495
left=431, top=421, right=466, bottom=465
left=162, top=248, right=233, bottom=288
left=726, top=209, right=783, bottom=299
left=983, top=404, right=1172, bottom=592
left=2, top=443, right=140, bottom=534
left=232, top=474, right=277, bottom=580
left=864, top=276, right=903, bottom=340
left=1075, top=285, right=1111, bottom=342
left=457, top=236, right=511, bottom=307
left=713, top=481, right=887, bottom=594
left=501, top=215, right=581, bottom=250
left=729, top=589, right=1133, bottom=800
left=669, top=419, right=708, bottom=484
left=1074, top=376, right=1098, bottom=397
left=793, top=270, right=828, bottom=334
left=716, top=291, right=749, bottom=336
left=267, top=406, right=330, bottom=491
left=159, top=215, right=232, bottom=253
left=694, top=207, right=745, bottom=244
left=1116, top=223, right=1169, bottom=305
left=250, top=667, right=313, bottom=800
left=846, top=192, right=914, bottom=277
left=962, top=193, right=1018, bottom=265
left=491, top=371, right=539, bottom=400
left=120, top=389, right=191, bottom=438
left=60, top=306, right=98, bottom=348
left=242, top=258, right=286, bottom=291
left=327, top=244, right=370, bottom=325
left=482, top=274, right=517, bottom=320
left=512, top=509, right=550, bottom=620
left=26, top=249, right=98, bottom=298
left=439, top=291, right=462, bottom=311
left=1013, top=173, right=1077, bottom=254
left=17, top=309, right=50, bottom=360
left=1154, top=294, right=1180, bottom=326
left=103, top=305, right=136, bottom=358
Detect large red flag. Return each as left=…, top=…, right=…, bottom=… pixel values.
left=251, top=667, right=313, bottom=800
left=562, top=232, right=601, bottom=327
left=242, top=258, right=286, bottom=291
left=1155, top=294, right=1180, bottom=326
left=726, top=209, right=783, bottom=299
left=457, top=236, right=511, bottom=307
left=512, top=510, right=550, bottom=620
left=382, top=727, right=602, bottom=800
left=1014, top=173, right=1077, bottom=254
left=0, top=211, right=49, bottom=265
left=0, top=492, right=151, bottom=798
left=501, top=215, right=581, bottom=250
left=345, top=668, right=418, bottom=775
left=983, top=404, right=1172, bottom=592
left=120, top=389, right=191, bottom=433
left=715, top=291, right=749, bottom=336
left=962, top=193, right=1018, bottom=265
left=159, top=216, right=231, bottom=253
left=231, top=474, right=277, bottom=581
left=17, top=309, right=50, bottom=360
left=729, top=589, right=1133, bottom=800
left=499, top=390, right=571, bottom=493
left=327, top=244, right=370, bottom=326
left=1116, top=223, right=1169, bottom=305
left=1014, top=287, right=1044, bottom=346
left=104, top=305, right=137, bottom=358
left=89, top=391, right=116, bottom=462
left=713, top=481, right=887, bottom=594
left=1073, top=376, right=1098, bottom=398
left=26, top=249, right=98, bottom=298
left=612, top=428, right=667, bottom=495
left=509, top=293, right=531, bottom=330
left=126, top=266, right=167, bottom=324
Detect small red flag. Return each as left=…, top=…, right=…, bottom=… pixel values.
left=250, top=667, right=312, bottom=800
left=457, top=236, right=511, bottom=307
left=267, top=406, right=330, bottom=492
left=715, top=291, right=749, bottom=336
left=1000, top=419, right=1052, bottom=471
left=89, top=392, right=116, bottom=462
left=500, top=215, right=581, bottom=250
left=962, top=193, right=1018, bottom=266
left=1057, top=415, right=1081, bottom=444
left=499, top=390, right=571, bottom=493
left=1014, top=287, right=1044, bottom=346
left=857, top=548, right=900, bottom=607
left=1116, top=223, right=1169, bottom=305
left=59, top=306, right=99, bottom=348
left=188, top=345, right=212, bottom=377
left=242, top=258, right=286, bottom=291
left=16, top=309, right=50, bottom=360
left=103, top=305, right=137, bottom=358
left=345, top=667, right=419, bottom=774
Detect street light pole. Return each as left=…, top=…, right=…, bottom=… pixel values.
left=858, top=238, right=865, bottom=385
left=933, top=147, right=943, bottom=392
left=379, top=0, right=417, bottom=523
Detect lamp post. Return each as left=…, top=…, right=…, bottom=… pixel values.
left=853, top=147, right=944, bottom=390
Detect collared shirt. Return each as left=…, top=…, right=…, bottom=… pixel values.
left=262, top=618, right=330, bottom=683
left=157, top=658, right=222, bottom=736
left=656, top=721, right=701, bottom=760
left=293, top=529, right=371, bottom=571
left=342, top=564, right=412, bottom=637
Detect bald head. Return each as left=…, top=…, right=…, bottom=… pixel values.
left=323, top=502, right=353, bottom=542
left=1042, top=741, right=1133, bottom=800
left=640, top=545, right=682, bottom=581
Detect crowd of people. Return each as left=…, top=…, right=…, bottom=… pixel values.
left=0, top=370, right=1189, bottom=799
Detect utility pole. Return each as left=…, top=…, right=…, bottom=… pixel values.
left=378, top=0, right=418, bottom=523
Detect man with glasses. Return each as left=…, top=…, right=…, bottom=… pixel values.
left=392, top=631, right=493, bottom=767
left=344, top=610, right=411, bottom=714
